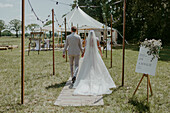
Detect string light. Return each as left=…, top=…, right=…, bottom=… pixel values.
left=28, top=0, right=75, bottom=26
left=50, top=0, right=72, bottom=6
left=28, top=0, right=51, bottom=24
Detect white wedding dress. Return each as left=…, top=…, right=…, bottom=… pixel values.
left=73, top=30, right=116, bottom=95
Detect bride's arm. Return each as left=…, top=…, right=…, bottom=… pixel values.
left=81, top=40, right=86, bottom=57
left=97, top=40, right=103, bottom=57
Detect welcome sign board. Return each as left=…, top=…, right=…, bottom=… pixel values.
left=135, top=47, right=158, bottom=76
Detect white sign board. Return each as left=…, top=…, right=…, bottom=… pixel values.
left=135, top=47, right=158, bottom=76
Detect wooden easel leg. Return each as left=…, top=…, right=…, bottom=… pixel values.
left=148, top=76, right=153, bottom=96
left=133, top=74, right=145, bottom=96
left=147, top=74, right=149, bottom=103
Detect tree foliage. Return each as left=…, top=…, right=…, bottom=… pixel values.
left=26, top=23, right=40, bottom=32
left=0, top=20, right=6, bottom=37
left=43, top=20, right=52, bottom=27
left=77, top=0, right=169, bottom=45
left=2, top=30, right=13, bottom=36
left=9, top=19, right=21, bottom=37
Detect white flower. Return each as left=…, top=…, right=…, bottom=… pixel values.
left=140, top=39, right=162, bottom=60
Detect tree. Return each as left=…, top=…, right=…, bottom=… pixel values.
left=0, top=20, right=6, bottom=37
left=9, top=19, right=21, bottom=37
left=26, top=23, right=40, bottom=32
left=2, top=30, right=12, bottom=36
left=78, top=0, right=169, bottom=44
left=43, top=20, right=52, bottom=27
left=78, top=0, right=104, bottom=23
left=72, top=0, right=78, bottom=9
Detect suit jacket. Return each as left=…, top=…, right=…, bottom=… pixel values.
left=63, top=32, right=83, bottom=56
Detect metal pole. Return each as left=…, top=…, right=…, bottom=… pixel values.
left=52, top=9, right=55, bottom=75
left=111, top=14, right=113, bottom=68
left=64, top=18, right=67, bottom=62
left=122, top=0, right=126, bottom=86
left=61, top=31, right=62, bottom=45
left=105, top=23, right=107, bottom=58
left=21, top=0, right=25, bottom=104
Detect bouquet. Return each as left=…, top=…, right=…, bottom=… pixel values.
left=140, top=39, right=162, bottom=61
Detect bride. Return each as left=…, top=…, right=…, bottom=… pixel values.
left=73, top=30, right=116, bottom=95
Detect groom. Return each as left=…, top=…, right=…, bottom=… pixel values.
left=63, top=26, right=83, bottom=83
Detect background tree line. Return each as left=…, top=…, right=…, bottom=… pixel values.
left=0, top=0, right=169, bottom=45
left=0, top=19, right=41, bottom=38
left=77, top=0, right=169, bottom=45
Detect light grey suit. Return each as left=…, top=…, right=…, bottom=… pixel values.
left=63, top=32, right=83, bottom=77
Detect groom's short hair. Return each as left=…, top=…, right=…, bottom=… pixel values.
left=71, top=26, right=77, bottom=32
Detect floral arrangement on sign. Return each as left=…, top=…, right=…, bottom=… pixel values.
left=140, top=39, right=162, bottom=61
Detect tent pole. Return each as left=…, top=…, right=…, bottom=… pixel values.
left=52, top=9, right=55, bottom=75
left=61, top=31, right=63, bottom=47
left=21, top=0, right=25, bottom=104
left=111, top=14, right=113, bottom=68
left=65, top=18, right=67, bottom=62
left=77, top=24, right=78, bottom=34
left=58, top=31, right=59, bottom=44
left=122, top=0, right=126, bottom=86
left=105, top=23, right=107, bottom=58
left=103, top=28, right=104, bottom=53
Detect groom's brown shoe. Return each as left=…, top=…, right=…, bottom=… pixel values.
left=72, top=76, right=76, bottom=83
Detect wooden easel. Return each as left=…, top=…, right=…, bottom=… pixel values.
left=133, top=74, right=153, bottom=103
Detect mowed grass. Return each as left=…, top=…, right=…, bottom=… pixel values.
left=0, top=37, right=169, bottom=113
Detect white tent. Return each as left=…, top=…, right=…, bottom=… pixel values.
left=61, top=6, right=118, bottom=42
left=63, top=6, right=105, bottom=30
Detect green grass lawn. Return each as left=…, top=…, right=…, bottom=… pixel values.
left=0, top=37, right=169, bottom=112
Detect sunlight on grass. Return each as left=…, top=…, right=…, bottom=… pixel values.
left=0, top=37, right=169, bottom=112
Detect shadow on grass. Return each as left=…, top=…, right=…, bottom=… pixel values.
left=112, top=85, right=122, bottom=92
left=128, top=97, right=150, bottom=113
left=0, top=103, right=25, bottom=112
left=94, top=85, right=122, bottom=104
left=45, top=81, right=67, bottom=90
left=159, top=46, right=170, bottom=61
left=113, top=44, right=139, bottom=51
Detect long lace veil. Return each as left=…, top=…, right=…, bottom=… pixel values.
left=73, top=30, right=116, bottom=95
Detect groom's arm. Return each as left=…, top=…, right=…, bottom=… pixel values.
left=63, top=37, right=68, bottom=55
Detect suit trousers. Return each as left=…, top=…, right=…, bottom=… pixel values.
left=69, top=55, right=80, bottom=77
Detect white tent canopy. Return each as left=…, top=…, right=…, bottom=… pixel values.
left=60, top=6, right=118, bottom=42
left=63, top=6, right=105, bottom=30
